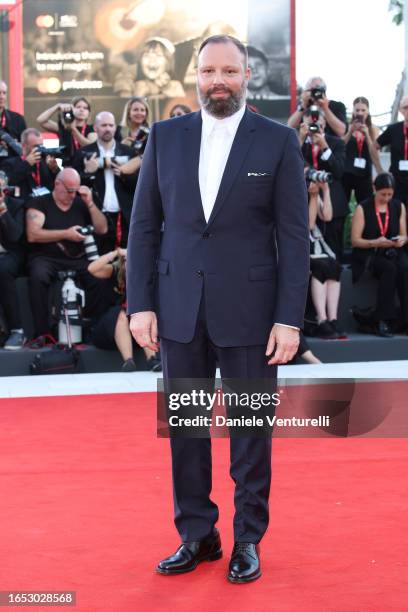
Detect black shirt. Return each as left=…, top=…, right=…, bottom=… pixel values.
left=344, top=134, right=372, bottom=177
left=28, top=193, right=91, bottom=259
left=377, top=121, right=408, bottom=183
left=325, top=100, right=348, bottom=137
left=58, top=118, right=95, bottom=166
left=0, top=109, right=27, bottom=141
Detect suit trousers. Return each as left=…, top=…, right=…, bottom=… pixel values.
left=160, top=289, right=277, bottom=544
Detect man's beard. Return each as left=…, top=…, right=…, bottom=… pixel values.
left=197, top=81, right=247, bottom=118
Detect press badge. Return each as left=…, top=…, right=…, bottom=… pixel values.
left=354, top=158, right=366, bottom=169
left=399, top=160, right=408, bottom=171
left=31, top=187, right=51, bottom=197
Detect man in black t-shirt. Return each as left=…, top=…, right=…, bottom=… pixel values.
left=0, top=81, right=26, bottom=166
left=376, top=97, right=408, bottom=205
left=26, top=168, right=108, bottom=339
left=288, top=76, right=347, bottom=138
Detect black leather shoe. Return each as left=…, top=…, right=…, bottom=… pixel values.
left=377, top=320, right=394, bottom=338
left=156, top=529, right=222, bottom=575
left=227, top=543, right=261, bottom=583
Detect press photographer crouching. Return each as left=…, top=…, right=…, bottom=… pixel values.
left=308, top=177, right=344, bottom=339
left=351, top=173, right=408, bottom=337
left=299, top=107, right=348, bottom=260
left=88, top=248, right=162, bottom=372
left=2, top=128, right=60, bottom=202
left=26, top=168, right=108, bottom=342
left=36, top=97, right=96, bottom=166
left=0, top=171, right=26, bottom=349
left=73, top=112, right=139, bottom=253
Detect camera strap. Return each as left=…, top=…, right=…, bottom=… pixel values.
left=375, top=205, right=389, bottom=237
left=31, top=162, right=41, bottom=187
left=73, top=124, right=87, bottom=150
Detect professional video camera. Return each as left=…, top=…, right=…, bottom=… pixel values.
left=0, top=129, right=23, bottom=157
left=35, top=145, right=66, bottom=159
left=78, top=225, right=99, bottom=261
left=305, top=168, right=332, bottom=184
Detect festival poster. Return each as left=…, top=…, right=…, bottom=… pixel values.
left=23, top=0, right=291, bottom=126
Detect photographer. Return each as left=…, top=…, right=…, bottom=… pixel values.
left=343, top=97, right=382, bottom=204
left=36, top=97, right=96, bottom=166
left=308, top=179, right=344, bottom=339
left=299, top=108, right=348, bottom=260
left=0, top=171, right=26, bottom=349
left=2, top=128, right=59, bottom=201
left=375, top=96, right=408, bottom=205
left=119, top=97, right=150, bottom=156
left=26, top=168, right=107, bottom=341
left=72, top=112, right=139, bottom=253
left=351, top=173, right=408, bottom=337
left=288, top=76, right=347, bottom=137
left=88, top=248, right=161, bottom=372
left=0, top=81, right=26, bottom=165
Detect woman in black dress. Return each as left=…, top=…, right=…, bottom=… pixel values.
left=342, top=97, right=382, bottom=204
left=88, top=248, right=161, bottom=371
left=351, top=173, right=408, bottom=336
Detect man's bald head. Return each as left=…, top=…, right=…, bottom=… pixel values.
left=94, top=111, right=116, bottom=143
left=57, top=167, right=80, bottom=186
left=0, top=81, right=7, bottom=110
left=54, top=168, right=81, bottom=206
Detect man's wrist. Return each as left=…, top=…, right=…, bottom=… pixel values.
left=275, top=323, right=300, bottom=331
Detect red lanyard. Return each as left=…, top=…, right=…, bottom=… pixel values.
left=355, top=131, right=365, bottom=158
left=73, top=124, right=86, bottom=150
left=375, top=205, right=389, bottom=237
left=1, top=111, right=6, bottom=128
left=31, top=162, right=41, bottom=187
left=403, top=123, right=408, bottom=160
left=311, top=144, right=320, bottom=169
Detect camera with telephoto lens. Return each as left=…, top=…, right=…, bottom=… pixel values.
left=0, top=129, right=23, bottom=157
left=35, top=145, right=66, bottom=159
left=62, top=109, right=75, bottom=124
left=305, top=168, right=332, bottom=184
left=310, top=86, right=326, bottom=103
left=78, top=225, right=99, bottom=261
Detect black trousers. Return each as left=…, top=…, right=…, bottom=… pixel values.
left=342, top=172, right=373, bottom=205
left=28, top=255, right=104, bottom=337
left=393, top=178, right=408, bottom=206
left=371, top=250, right=408, bottom=321
left=321, top=217, right=346, bottom=262
left=0, top=251, right=24, bottom=329
left=160, top=291, right=277, bottom=544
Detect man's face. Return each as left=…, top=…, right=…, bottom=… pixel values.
left=248, top=56, right=268, bottom=90
left=24, top=134, right=43, bottom=155
left=95, top=115, right=116, bottom=142
left=54, top=175, right=80, bottom=206
left=0, top=83, right=7, bottom=110
left=141, top=45, right=167, bottom=81
left=197, top=41, right=249, bottom=118
left=400, top=97, right=408, bottom=122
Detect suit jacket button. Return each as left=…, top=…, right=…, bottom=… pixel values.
left=197, top=270, right=204, bottom=276
left=202, top=232, right=211, bottom=238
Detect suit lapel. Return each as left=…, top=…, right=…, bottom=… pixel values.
left=183, top=112, right=206, bottom=224
left=207, top=109, right=256, bottom=226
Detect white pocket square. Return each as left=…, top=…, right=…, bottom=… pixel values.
left=247, top=172, right=272, bottom=177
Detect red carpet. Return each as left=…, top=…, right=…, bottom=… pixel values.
left=0, top=392, right=406, bottom=611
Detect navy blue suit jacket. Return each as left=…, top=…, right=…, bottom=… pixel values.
left=126, top=109, right=309, bottom=347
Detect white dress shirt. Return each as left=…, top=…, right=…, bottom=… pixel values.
left=198, top=104, right=246, bottom=223
left=97, top=141, right=120, bottom=213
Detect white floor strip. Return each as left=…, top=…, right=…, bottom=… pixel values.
left=0, top=361, right=407, bottom=399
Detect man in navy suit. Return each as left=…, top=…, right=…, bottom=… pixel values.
left=127, top=35, right=309, bottom=583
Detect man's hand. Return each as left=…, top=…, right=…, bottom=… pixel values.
left=84, top=153, right=99, bottom=174
left=77, top=185, right=93, bottom=207
left=301, top=90, right=311, bottom=109
left=130, top=311, right=159, bottom=352
left=65, top=225, right=86, bottom=242
left=46, top=155, right=59, bottom=173
left=111, top=161, right=122, bottom=177
left=26, top=147, right=42, bottom=166
left=316, top=94, right=330, bottom=112
left=266, top=324, right=300, bottom=365
left=312, top=131, right=328, bottom=149
left=299, top=122, right=309, bottom=143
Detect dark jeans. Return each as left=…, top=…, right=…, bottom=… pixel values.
left=0, top=251, right=24, bottom=329
left=28, top=255, right=104, bottom=337
left=161, top=291, right=277, bottom=544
